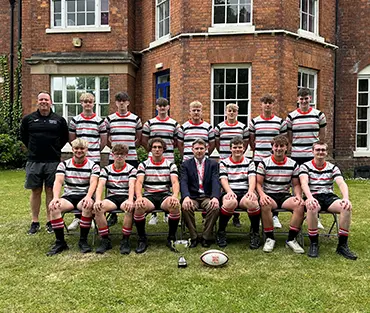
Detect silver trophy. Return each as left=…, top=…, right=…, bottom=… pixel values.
left=171, top=239, right=191, bottom=268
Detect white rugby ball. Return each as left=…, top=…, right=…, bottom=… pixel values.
left=200, top=249, right=229, bottom=267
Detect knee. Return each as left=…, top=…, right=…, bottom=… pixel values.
left=32, top=188, right=43, bottom=196
left=222, top=199, right=237, bottom=210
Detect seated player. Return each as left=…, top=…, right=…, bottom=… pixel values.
left=256, top=135, right=305, bottom=254
left=299, top=141, right=357, bottom=260
left=217, top=136, right=260, bottom=249
left=134, top=138, right=181, bottom=253
left=180, top=139, right=220, bottom=248
left=47, top=138, right=100, bottom=256
left=93, top=144, right=137, bottom=254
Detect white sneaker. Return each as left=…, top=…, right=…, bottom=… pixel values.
left=67, top=218, right=80, bottom=231
left=163, top=214, right=168, bottom=223
left=263, top=238, right=276, bottom=253
left=273, top=216, right=282, bottom=229
left=317, top=218, right=325, bottom=230
left=91, top=220, right=95, bottom=230
left=148, top=215, right=158, bottom=225
left=286, top=239, right=304, bottom=254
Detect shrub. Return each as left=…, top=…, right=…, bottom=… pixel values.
left=0, top=134, right=27, bottom=169
left=136, top=146, right=148, bottom=163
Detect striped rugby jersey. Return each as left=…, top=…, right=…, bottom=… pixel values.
left=257, top=155, right=299, bottom=194
left=299, top=160, right=342, bottom=195
left=249, top=115, right=287, bottom=162
left=137, top=157, right=178, bottom=196
left=100, top=163, right=137, bottom=197
left=286, top=108, right=327, bottom=158
left=105, top=112, right=142, bottom=161
left=142, top=116, right=179, bottom=162
left=69, top=113, right=106, bottom=163
left=214, top=121, right=249, bottom=160
left=56, top=158, right=100, bottom=196
left=219, top=156, right=255, bottom=192
left=177, top=120, right=215, bottom=161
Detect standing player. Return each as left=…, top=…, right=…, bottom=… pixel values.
left=67, top=92, right=107, bottom=231
left=93, top=144, right=137, bottom=254
left=249, top=94, right=287, bottom=229
left=105, top=92, right=142, bottom=226
left=215, top=103, right=249, bottom=227
left=134, top=138, right=181, bottom=253
left=217, top=136, right=260, bottom=249
left=142, top=97, right=180, bottom=225
left=299, top=141, right=357, bottom=260
left=20, top=91, right=69, bottom=235
left=177, top=101, right=215, bottom=161
left=47, top=138, right=100, bottom=255
left=256, top=135, right=305, bottom=254
left=286, top=88, right=327, bottom=229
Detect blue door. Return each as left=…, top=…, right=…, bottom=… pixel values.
left=155, top=70, right=170, bottom=115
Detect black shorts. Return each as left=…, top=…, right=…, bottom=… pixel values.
left=312, top=193, right=340, bottom=211
left=24, top=161, right=59, bottom=189
left=292, top=157, right=313, bottom=166
left=105, top=195, right=128, bottom=209
left=221, top=191, right=248, bottom=204
left=61, top=194, right=86, bottom=208
left=145, top=192, right=171, bottom=210
left=266, top=193, right=292, bottom=210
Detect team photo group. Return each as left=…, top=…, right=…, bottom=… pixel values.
left=20, top=88, right=357, bottom=261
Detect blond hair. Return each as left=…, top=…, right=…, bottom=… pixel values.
left=80, top=92, right=95, bottom=102
left=71, top=138, right=88, bottom=148
left=189, top=100, right=202, bottom=109
left=226, top=103, right=239, bottom=111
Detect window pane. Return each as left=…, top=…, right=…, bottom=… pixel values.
left=301, top=13, right=307, bottom=30
left=54, top=14, right=62, bottom=27
left=302, top=73, right=308, bottom=87
left=100, top=91, right=109, bottom=103
left=101, top=0, right=109, bottom=11
left=226, top=69, right=236, bottom=83
left=87, top=13, right=95, bottom=25
left=227, top=5, right=237, bottom=23
left=77, top=0, right=85, bottom=12
left=66, top=77, right=76, bottom=88
left=159, top=4, right=164, bottom=20
left=358, top=107, right=368, bottom=120
left=238, top=69, right=249, bottom=83
left=76, top=77, right=86, bottom=89
left=164, top=18, right=169, bottom=35
left=53, top=77, right=63, bottom=90
left=67, top=91, right=76, bottom=104
left=226, top=85, right=236, bottom=99
left=214, top=115, right=223, bottom=126
left=68, top=104, right=78, bottom=117
left=298, top=72, right=302, bottom=86
left=238, top=101, right=248, bottom=115
left=214, top=101, right=225, bottom=114
left=308, top=75, right=315, bottom=88
left=53, top=90, right=62, bottom=103
left=229, top=0, right=238, bottom=4
left=309, top=0, right=315, bottom=15
left=86, top=77, right=95, bottom=90
left=214, top=6, right=225, bottom=24
left=100, top=76, right=109, bottom=89
left=357, top=121, right=367, bottom=133
left=76, top=91, right=85, bottom=102
left=67, top=14, right=76, bottom=26
left=357, top=135, right=367, bottom=148
left=165, top=0, right=169, bottom=17
left=358, top=93, right=368, bottom=106
left=53, top=104, right=63, bottom=116
left=237, top=85, right=249, bottom=99
left=238, top=115, right=248, bottom=125
left=54, top=0, right=61, bottom=13
left=214, top=69, right=224, bottom=84
left=87, top=0, right=95, bottom=11
left=100, top=104, right=109, bottom=117
left=159, top=21, right=164, bottom=37
left=302, top=0, right=308, bottom=12
left=101, top=12, right=109, bottom=25
left=309, top=15, right=314, bottom=32
left=77, top=13, right=85, bottom=25
left=213, top=85, right=224, bottom=99
left=239, top=5, right=248, bottom=23
left=214, top=0, right=225, bottom=4
left=359, top=79, right=369, bottom=92
left=67, top=1, right=75, bottom=12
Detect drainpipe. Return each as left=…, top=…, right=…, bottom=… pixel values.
left=9, top=0, right=16, bottom=131
left=333, top=0, right=339, bottom=159
left=17, top=0, right=22, bottom=102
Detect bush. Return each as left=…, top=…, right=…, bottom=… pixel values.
left=136, top=146, right=182, bottom=169
left=0, top=134, right=27, bottom=169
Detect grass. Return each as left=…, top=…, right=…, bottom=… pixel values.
left=0, top=170, right=370, bottom=313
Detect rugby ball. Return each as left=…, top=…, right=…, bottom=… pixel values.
left=200, top=249, right=229, bottom=267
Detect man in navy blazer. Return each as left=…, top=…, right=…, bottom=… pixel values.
left=180, top=139, right=220, bottom=248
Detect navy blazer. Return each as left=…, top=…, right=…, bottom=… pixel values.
left=180, top=157, right=221, bottom=200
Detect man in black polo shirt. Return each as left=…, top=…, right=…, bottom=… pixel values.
left=20, top=91, right=69, bottom=235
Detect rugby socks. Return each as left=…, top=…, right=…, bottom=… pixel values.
left=288, top=225, right=300, bottom=241
left=219, top=206, right=233, bottom=232
left=134, top=213, right=146, bottom=238
left=264, top=227, right=274, bottom=240
left=122, top=227, right=132, bottom=239
left=248, top=207, right=261, bottom=233
left=338, top=228, right=349, bottom=245
left=168, top=212, right=180, bottom=238
left=308, top=228, right=319, bottom=243
left=51, top=218, right=65, bottom=242
left=80, top=216, right=92, bottom=241
left=98, top=226, right=109, bottom=239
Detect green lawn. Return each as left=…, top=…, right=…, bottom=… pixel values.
left=0, top=170, right=369, bottom=313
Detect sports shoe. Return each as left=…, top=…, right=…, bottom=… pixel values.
left=96, top=237, right=112, bottom=254
left=163, top=214, right=168, bottom=223
left=263, top=238, right=276, bottom=253
left=148, top=214, right=158, bottom=225
left=249, top=232, right=261, bottom=250
left=46, top=241, right=69, bottom=256
left=135, top=237, right=148, bottom=254
left=45, top=222, right=54, bottom=234
left=120, top=237, right=131, bottom=255
left=166, top=237, right=176, bottom=252
left=28, top=222, right=40, bottom=235
left=67, top=218, right=80, bottom=231
left=273, top=216, right=282, bottom=229
left=317, top=218, right=325, bottom=230
left=232, top=216, right=242, bottom=228
left=107, top=213, right=118, bottom=227
left=286, top=239, right=305, bottom=254
left=78, top=240, right=92, bottom=253
left=91, top=220, right=96, bottom=230
left=216, top=231, right=227, bottom=248
left=308, top=242, right=319, bottom=258
left=336, top=244, right=357, bottom=260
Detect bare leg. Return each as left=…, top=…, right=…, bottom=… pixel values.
left=30, top=187, right=43, bottom=222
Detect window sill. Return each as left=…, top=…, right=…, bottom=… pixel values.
left=208, top=24, right=255, bottom=34
left=297, top=29, right=325, bottom=43
left=149, top=34, right=171, bottom=49
left=353, top=151, right=370, bottom=158
left=46, top=26, right=111, bottom=34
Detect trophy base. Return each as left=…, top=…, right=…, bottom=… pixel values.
left=178, top=256, right=187, bottom=268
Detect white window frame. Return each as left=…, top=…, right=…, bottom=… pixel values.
left=156, top=0, right=170, bottom=40
left=211, top=64, right=252, bottom=127
left=51, top=76, right=109, bottom=122
left=298, top=67, right=318, bottom=108
left=298, top=0, right=324, bottom=42
left=355, top=76, right=370, bottom=155
left=47, top=0, right=111, bottom=33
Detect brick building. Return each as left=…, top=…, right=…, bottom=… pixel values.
left=1, top=0, right=369, bottom=171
